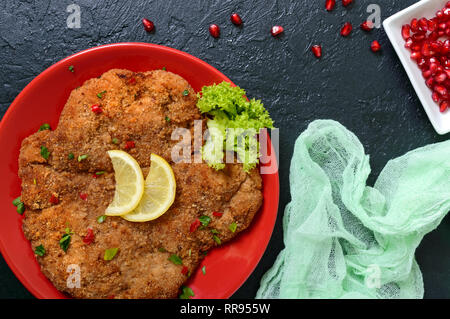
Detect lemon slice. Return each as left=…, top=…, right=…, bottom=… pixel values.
left=105, top=150, right=145, bottom=216
left=122, top=154, right=176, bottom=222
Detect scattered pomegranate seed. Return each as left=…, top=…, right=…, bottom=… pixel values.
left=440, top=100, right=449, bottom=112
left=370, top=40, right=381, bottom=52
left=209, top=24, right=220, bottom=38
left=190, top=219, right=201, bottom=232
left=83, top=228, right=95, bottom=245
left=213, top=212, right=223, bottom=217
left=124, top=141, right=135, bottom=150
left=49, top=195, right=59, bottom=205
left=340, top=22, right=353, bottom=36
left=271, top=25, right=284, bottom=36
left=325, top=0, right=336, bottom=11
left=230, top=13, right=242, bottom=26
left=91, top=104, right=102, bottom=114
left=435, top=85, right=448, bottom=98
left=142, top=18, right=154, bottom=32
left=342, top=0, right=352, bottom=7
left=79, top=193, right=88, bottom=201
left=361, top=21, right=374, bottom=32
left=432, top=91, right=440, bottom=102
left=311, top=45, right=322, bottom=58
left=181, top=266, right=189, bottom=276
left=401, top=24, right=411, bottom=39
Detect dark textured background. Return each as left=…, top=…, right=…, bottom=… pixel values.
left=0, top=0, right=449, bottom=299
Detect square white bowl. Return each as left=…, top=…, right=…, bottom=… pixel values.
left=384, top=0, right=450, bottom=135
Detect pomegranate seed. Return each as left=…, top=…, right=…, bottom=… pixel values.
left=342, top=0, right=352, bottom=6
left=435, top=72, right=447, bottom=83
left=142, top=18, right=154, bottom=32
left=432, top=91, right=440, bottom=103
left=340, top=22, right=352, bottom=36
left=83, top=228, right=95, bottom=245
left=410, top=18, right=419, bottom=32
left=79, top=193, right=88, bottom=201
left=209, top=24, right=220, bottom=38
left=91, top=104, right=102, bottom=114
left=311, top=45, right=322, bottom=58
left=419, top=18, right=429, bottom=31
left=190, top=219, right=201, bottom=232
left=404, top=38, right=413, bottom=49
left=440, top=100, right=449, bottom=112
left=271, top=25, right=284, bottom=36
left=181, top=266, right=189, bottom=276
left=447, top=1, right=450, bottom=8
left=230, top=13, right=242, bottom=26
left=401, top=25, right=411, bottom=39
left=124, top=141, right=135, bottom=150
left=325, top=0, right=336, bottom=11
left=435, top=85, right=448, bottom=98
left=371, top=40, right=381, bottom=52
left=422, top=70, right=432, bottom=79
left=361, top=21, right=374, bottom=31
left=410, top=52, right=422, bottom=60
left=50, top=195, right=59, bottom=205
left=213, top=212, right=223, bottom=217
left=426, top=77, right=434, bottom=88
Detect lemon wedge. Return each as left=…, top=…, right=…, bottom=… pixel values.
left=122, top=154, right=176, bottom=222
left=105, top=150, right=145, bottom=216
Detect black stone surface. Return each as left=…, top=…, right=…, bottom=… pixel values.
left=0, top=0, right=448, bottom=299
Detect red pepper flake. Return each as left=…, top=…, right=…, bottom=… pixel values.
left=91, top=104, right=103, bottom=114
left=124, top=141, right=135, bottom=150
left=107, top=295, right=115, bottom=299
left=190, top=219, right=201, bottom=233
left=128, top=77, right=136, bottom=85
left=79, top=193, right=88, bottom=201
left=83, top=228, right=95, bottom=245
left=213, top=212, right=223, bottom=217
left=49, top=195, right=59, bottom=205
left=92, top=174, right=98, bottom=179
left=181, top=266, right=189, bottom=276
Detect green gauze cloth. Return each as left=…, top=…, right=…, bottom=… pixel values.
left=257, top=120, right=450, bottom=299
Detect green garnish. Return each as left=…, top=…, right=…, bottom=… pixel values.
left=165, top=116, right=171, bottom=122
left=68, top=153, right=74, bottom=160
left=188, top=249, right=191, bottom=257
left=104, top=248, right=119, bottom=261
left=78, top=154, right=88, bottom=162
left=97, top=215, right=106, bottom=223
left=158, top=247, right=167, bottom=253
left=97, top=90, right=107, bottom=99
left=168, top=254, right=183, bottom=265
left=38, top=123, right=51, bottom=131
left=182, top=90, right=189, bottom=96
left=229, top=222, right=237, bottom=233
left=199, top=215, right=211, bottom=227
left=179, top=286, right=194, bottom=299
left=197, top=82, right=274, bottom=172
left=162, top=67, right=167, bottom=71
left=201, top=265, right=206, bottom=275
left=34, top=245, right=46, bottom=257
left=95, top=171, right=106, bottom=176
left=112, top=138, right=119, bottom=145
left=12, top=197, right=21, bottom=207
left=59, top=229, right=71, bottom=252
left=210, top=229, right=219, bottom=234
left=16, top=202, right=25, bottom=215
left=213, top=235, right=221, bottom=245
left=40, top=146, right=50, bottom=160
left=68, top=65, right=74, bottom=73
left=201, top=251, right=208, bottom=256
left=33, top=179, right=37, bottom=185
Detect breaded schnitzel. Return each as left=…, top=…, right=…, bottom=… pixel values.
left=18, top=69, right=263, bottom=299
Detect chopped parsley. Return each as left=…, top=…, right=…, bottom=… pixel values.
left=179, top=286, right=194, bottom=299
left=40, top=146, right=50, bottom=160
left=59, top=228, right=72, bottom=252
left=158, top=247, right=167, bottom=253
left=78, top=154, right=88, bottom=162
left=104, top=248, right=119, bottom=261
left=188, top=249, right=191, bottom=257
left=34, top=245, right=46, bottom=257
left=68, top=65, right=74, bottom=73
left=201, top=265, right=206, bottom=275
left=182, top=89, right=189, bottom=96
left=112, top=138, right=119, bottom=145
left=68, top=153, right=74, bottom=160
left=38, top=123, right=51, bottom=131
left=97, top=90, right=107, bottom=99
left=199, top=215, right=211, bottom=227
left=201, top=251, right=208, bottom=256
left=12, top=196, right=21, bottom=207
left=16, top=202, right=25, bottom=215
left=162, top=67, right=167, bottom=71
left=95, top=171, right=106, bottom=176
left=229, top=222, right=237, bottom=233
left=97, top=215, right=106, bottom=223
left=168, top=254, right=183, bottom=265
left=165, top=116, right=171, bottom=122
left=210, top=229, right=219, bottom=234
left=213, top=235, right=221, bottom=245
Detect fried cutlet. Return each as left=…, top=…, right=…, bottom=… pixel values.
left=18, top=69, right=263, bottom=298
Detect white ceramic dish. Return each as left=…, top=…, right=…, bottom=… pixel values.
left=384, top=0, right=450, bottom=135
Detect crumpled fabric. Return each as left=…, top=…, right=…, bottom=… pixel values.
left=257, top=120, right=450, bottom=299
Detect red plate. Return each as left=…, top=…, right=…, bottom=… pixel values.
left=0, top=43, right=279, bottom=299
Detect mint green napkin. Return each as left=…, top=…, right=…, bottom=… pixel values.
left=257, top=120, right=450, bottom=299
